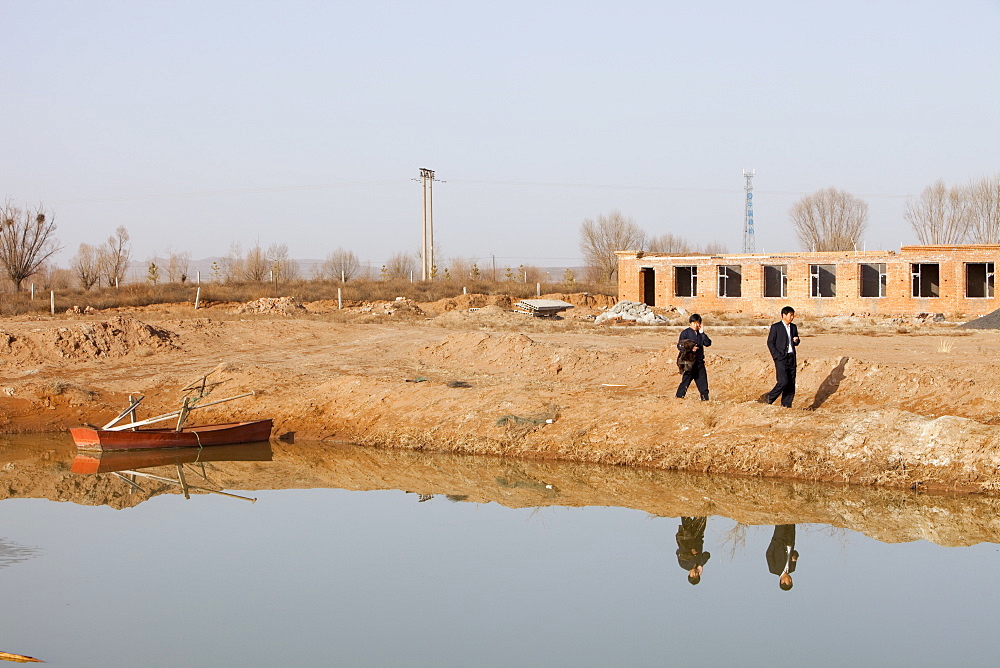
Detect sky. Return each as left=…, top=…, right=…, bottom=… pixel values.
left=3, top=0, right=999, bottom=272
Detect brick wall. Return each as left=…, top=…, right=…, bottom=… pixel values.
left=616, top=245, right=1000, bottom=317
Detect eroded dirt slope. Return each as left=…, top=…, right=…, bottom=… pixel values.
left=1, top=304, right=998, bottom=492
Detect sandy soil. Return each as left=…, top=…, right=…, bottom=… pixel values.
left=2, top=293, right=1000, bottom=493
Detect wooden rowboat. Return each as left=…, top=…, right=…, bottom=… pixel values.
left=70, top=419, right=273, bottom=451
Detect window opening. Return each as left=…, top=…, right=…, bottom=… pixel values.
left=860, top=263, right=887, bottom=298
left=810, top=264, right=836, bottom=297
left=718, top=265, right=742, bottom=297
left=674, top=266, right=697, bottom=297
left=966, top=262, right=994, bottom=298
left=763, top=265, right=787, bottom=298
left=911, top=263, right=940, bottom=298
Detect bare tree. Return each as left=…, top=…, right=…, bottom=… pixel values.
left=320, top=248, right=361, bottom=281
left=447, top=256, right=474, bottom=281
left=99, top=226, right=131, bottom=287
left=383, top=251, right=416, bottom=280
left=579, top=210, right=646, bottom=283
left=904, top=180, right=970, bottom=245
left=164, top=248, right=191, bottom=283
left=243, top=244, right=268, bottom=281
left=220, top=243, right=245, bottom=283
left=647, top=233, right=692, bottom=254
left=265, top=243, right=300, bottom=282
left=700, top=241, right=729, bottom=255
left=968, top=174, right=1000, bottom=244
left=34, top=262, right=72, bottom=291
left=0, top=200, right=62, bottom=291
left=71, top=243, right=102, bottom=290
left=791, top=188, right=869, bottom=251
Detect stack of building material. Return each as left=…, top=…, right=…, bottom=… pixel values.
left=515, top=299, right=575, bottom=317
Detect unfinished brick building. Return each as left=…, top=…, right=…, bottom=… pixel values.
left=616, top=245, right=1000, bottom=318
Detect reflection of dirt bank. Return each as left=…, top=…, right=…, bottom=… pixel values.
left=2, top=302, right=1000, bottom=492
left=2, top=436, right=1000, bottom=548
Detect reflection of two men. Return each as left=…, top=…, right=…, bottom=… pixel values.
left=766, top=524, right=798, bottom=591
left=675, top=517, right=710, bottom=585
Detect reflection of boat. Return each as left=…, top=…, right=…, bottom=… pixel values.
left=70, top=419, right=274, bottom=451
left=70, top=441, right=273, bottom=474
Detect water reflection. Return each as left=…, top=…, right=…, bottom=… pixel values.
left=676, top=517, right=710, bottom=585
left=3, top=434, right=1000, bottom=547
left=3, top=435, right=1000, bottom=665
left=69, top=441, right=272, bottom=503
left=767, top=525, right=799, bottom=591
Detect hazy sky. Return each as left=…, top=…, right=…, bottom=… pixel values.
left=4, top=0, right=998, bottom=270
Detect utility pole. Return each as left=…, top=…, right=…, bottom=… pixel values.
left=416, top=168, right=444, bottom=280
left=743, top=169, right=756, bottom=254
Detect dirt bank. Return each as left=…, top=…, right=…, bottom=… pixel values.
left=4, top=436, right=999, bottom=547
left=1, top=295, right=999, bottom=493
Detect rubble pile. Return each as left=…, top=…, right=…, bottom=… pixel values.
left=594, top=300, right=668, bottom=325
left=65, top=306, right=100, bottom=316
left=233, top=297, right=307, bottom=315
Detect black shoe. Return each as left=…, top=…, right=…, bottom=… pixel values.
left=700, top=394, right=709, bottom=401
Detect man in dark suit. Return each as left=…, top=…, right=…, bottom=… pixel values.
left=765, top=306, right=800, bottom=407
left=766, top=524, right=798, bottom=591
left=676, top=313, right=712, bottom=401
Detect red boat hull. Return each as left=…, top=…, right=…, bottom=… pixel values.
left=70, top=419, right=274, bottom=451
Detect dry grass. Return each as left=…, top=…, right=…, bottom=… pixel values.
left=0, top=278, right=616, bottom=317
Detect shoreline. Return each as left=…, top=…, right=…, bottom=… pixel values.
left=2, top=301, right=999, bottom=494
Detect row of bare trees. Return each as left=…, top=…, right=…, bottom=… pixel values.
left=70, top=226, right=132, bottom=290
left=905, top=175, right=1000, bottom=245
left=579, top=210, right=730, bottom=282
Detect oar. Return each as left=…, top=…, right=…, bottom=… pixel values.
left=102, top=395, right=145, bottom=429
left=121, top=469, right=257, bottom=503
left=106, top=392, right=255, bottom=431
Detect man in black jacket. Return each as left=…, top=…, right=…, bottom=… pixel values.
left=766, top=524, right=798, bottom=591
left=765, top=306, right=800, bottom=407
left=676, top=313, right=712, bottom=401
left=675, top=516, right=711, bottom=585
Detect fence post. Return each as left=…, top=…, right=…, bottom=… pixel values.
left=536, top=282, right=541, bottom=297
left=50, top=291, right=55, bottom=315
left=338, top=288, right=342, bottom=310
left=194, top=287, right=201, bottom=310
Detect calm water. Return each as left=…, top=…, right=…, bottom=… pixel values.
left=1, top=436, right=998, bottom=667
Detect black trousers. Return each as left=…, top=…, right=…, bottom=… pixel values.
left=676, top=359, right=709, bottom=399
left=767, top=354, right=796, bottom=407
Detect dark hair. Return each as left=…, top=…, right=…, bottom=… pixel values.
left=689, top=313, right=702, bottom=323
left=780, top=306, right=795, bottom=316
left=688, top=574, right=701, bottom=585
left=779, top=580, right=794, bottom=591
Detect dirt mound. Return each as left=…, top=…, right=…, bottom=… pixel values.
left=234, top=297, right=307, bottom=315
left=541, top=293, right=617, bottom=308
left=960, top=308, right=1000, bottom=329
left=358, top=297, right=426, bottom=317
left=430, top=294, right=514, bottom=312
left=43, top=315, right=177, bottom=359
